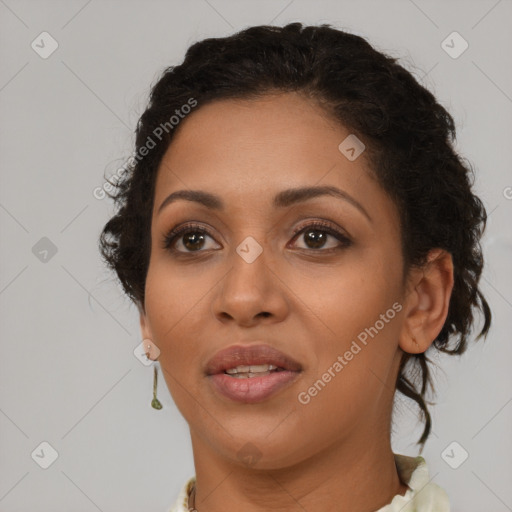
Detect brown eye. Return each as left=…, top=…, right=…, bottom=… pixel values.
left=291, top=222, right=352, bottom=252
left=181, top=232, right=206, bottom=251
left=302, top=229, right=330, bottom=249
left=163, top=224, right=221, bottom=253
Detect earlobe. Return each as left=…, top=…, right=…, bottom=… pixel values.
left=399, top=249, right=454, bottom=354
left=139, top=309, right=161, bottom=360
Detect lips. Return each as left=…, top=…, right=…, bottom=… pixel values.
left=205, top=343, right=303, bottom=403
left=205, top=344, right=302, bottom=375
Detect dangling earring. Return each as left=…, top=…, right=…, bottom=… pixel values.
left=144, top=338, right=162, bottom=410
left=151, top=366, right=163, bottom=410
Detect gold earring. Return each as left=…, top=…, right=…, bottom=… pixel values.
left=151, top=365, right=163, bottom=410
left=143, top=338, right=162, bottom=410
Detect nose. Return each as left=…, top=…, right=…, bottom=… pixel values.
left=211, top=245, right=289, bottom=327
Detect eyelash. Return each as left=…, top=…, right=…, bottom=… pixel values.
left=162, top=220, right=352, bottom=254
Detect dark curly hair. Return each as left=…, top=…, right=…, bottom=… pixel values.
left=99, top=22, right=491, bottom=447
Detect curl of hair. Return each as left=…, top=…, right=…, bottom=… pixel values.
left=99, top=22, right=491, bottom=447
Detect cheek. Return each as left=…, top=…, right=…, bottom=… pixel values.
left=287, top=243, right=402, bottom=347
left=288, top=248, right=403, bottom=416
left=144, top=251, right=217, bottom=336
left=143, top=261, right=206, bottom=376
left=293, top=301, right=402, bottom=444
left=143, top=256, right=228, bottom=419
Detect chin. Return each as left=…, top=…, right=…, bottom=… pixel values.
left=213, top=430, right=313, bottom=471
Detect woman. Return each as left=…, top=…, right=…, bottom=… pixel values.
left=99, top=22, right=491, bottom=512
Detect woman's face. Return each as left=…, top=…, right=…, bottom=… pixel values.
left=140, top=92, right=409, bottom=468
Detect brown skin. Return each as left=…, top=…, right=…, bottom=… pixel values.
left=139, top=92, right=454, bottom=511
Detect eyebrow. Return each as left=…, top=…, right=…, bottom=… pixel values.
left=157, top=185, right=371, bottom=222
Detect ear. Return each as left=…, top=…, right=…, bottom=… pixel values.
left=399, top=249, right=454, bottom=354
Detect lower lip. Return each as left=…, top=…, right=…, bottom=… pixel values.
left=208, top=370, right=301, bottom=403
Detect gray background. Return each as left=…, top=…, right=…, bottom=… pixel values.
left=1, top=1, right=511, bottom=511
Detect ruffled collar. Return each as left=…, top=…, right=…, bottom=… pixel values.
left=169, top=453, right=450, bottom=512
left=375, top=454, right=450, bottom=511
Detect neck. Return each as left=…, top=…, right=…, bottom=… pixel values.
left=188, top=426, right=408, bottom=512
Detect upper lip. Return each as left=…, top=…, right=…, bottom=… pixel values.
left=205, top=344, right=302, bottom=375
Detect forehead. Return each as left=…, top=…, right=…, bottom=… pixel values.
left=153, top=93, right=397, bottom=224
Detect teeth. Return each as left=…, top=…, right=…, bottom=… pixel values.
left=225, top=364, right=278, bottom=375
left=230, top=371, right=271, bottom=379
